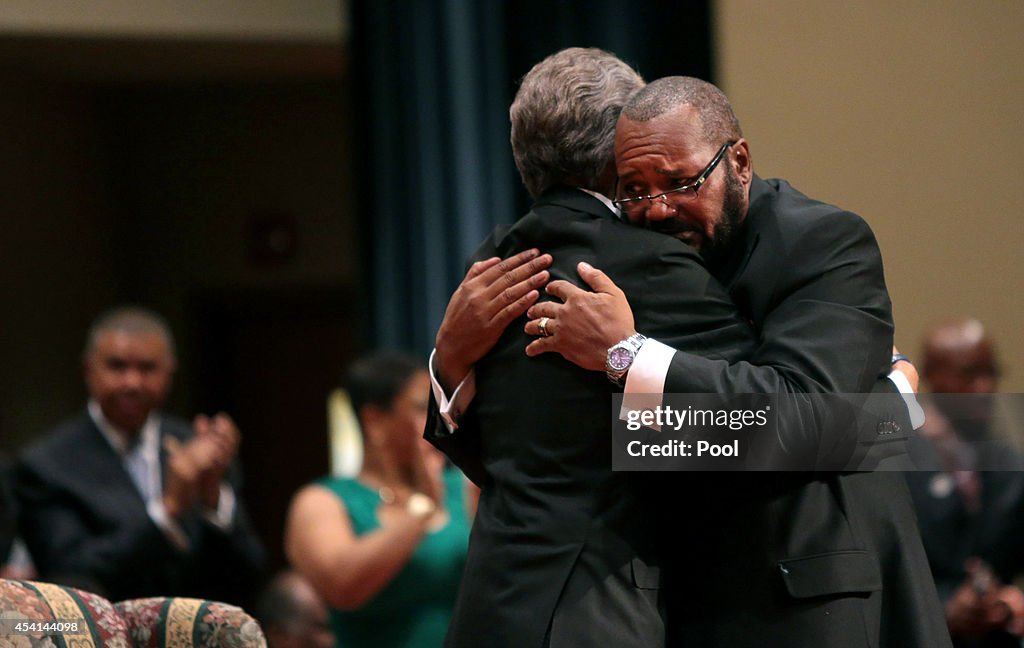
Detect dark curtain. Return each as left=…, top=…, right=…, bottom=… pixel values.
left=350, top=0, right=713, bottom=354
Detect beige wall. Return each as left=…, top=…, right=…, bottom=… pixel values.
left=716, top=1, right=1024, bottom=391
left=0, top=0, right=343, bottom=40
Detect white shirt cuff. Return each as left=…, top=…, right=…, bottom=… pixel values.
left=147, top=499, right=191, bottom=551
left=203, top=483, right=236, bottom=530
left=428, top=348, right=476, bottom=433
left=620, top=338, right=676, bottom=431
left=887, top=370, right=926, bottom=430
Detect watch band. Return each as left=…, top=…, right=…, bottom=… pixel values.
left=606, top=333, right=647, bottom=386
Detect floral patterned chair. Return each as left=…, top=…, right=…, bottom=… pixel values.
left=0, top=579, right=265, bottom=648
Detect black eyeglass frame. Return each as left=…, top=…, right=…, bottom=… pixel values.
left=613, top=140, right=737, bottom=210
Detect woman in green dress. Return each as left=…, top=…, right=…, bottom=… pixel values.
left=286, top=352, right=472, bottom=648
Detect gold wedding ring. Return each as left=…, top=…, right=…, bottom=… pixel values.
left=538, top=317, right=550, bottom=337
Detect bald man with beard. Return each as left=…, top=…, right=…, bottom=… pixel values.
left=906, top=319, right=1024, bottom=647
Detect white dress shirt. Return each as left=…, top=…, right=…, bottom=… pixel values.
left=88, top=400, right=236, bottom=551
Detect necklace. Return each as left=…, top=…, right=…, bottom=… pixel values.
left=378, top=486, right=396, bottom=504
left=375, top=484, right=448, bottom=531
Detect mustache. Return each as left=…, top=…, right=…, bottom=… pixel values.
left=644, top=219, right=702, bottom=236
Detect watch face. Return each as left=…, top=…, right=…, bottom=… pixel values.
left=608, top=346, right=634, bottom=371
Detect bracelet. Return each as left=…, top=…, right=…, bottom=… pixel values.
left=406, top=493, right=437, bottom=520
left=891, top=353, right=912, bottom=365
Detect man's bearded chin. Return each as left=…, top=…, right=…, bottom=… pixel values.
left=701, top=165, right=745, bottom=264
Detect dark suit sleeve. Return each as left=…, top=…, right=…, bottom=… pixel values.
left=618, top=233, right=754, bottom=363
left=422, top=231, right=503, bottom=488
left=424, top=390, right=488, bottom=487
left=657, top=212, right=909, bottom=467
left=425, top=220, right=758, bottom=484
left=156, top=420, right=266, bottom=604
left=194, top=463, right=267, bottom=606
left=13, top=453, right=177, bottom=594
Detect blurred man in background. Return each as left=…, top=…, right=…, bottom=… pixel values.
left=906, top=318, right=1024, bottom=647
left=256, top=570, right=335, bottom=648
left=14, top=306, right=265, bottom=604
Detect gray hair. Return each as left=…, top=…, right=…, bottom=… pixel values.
left=83, top=305, right=176, bottom=361
left=623, top=76, right=742, bottom=147
left=510, top=47, right=644, bottom=199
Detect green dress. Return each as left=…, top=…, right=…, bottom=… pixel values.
left=316, top=468, right=470, bottom=648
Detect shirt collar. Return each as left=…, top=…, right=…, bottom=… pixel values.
left=88, top=399, right=161, bottom=457
left=578, top=188, right=620, bottom=217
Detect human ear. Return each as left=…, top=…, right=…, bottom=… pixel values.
left=731, top=138, right=753, bottom=186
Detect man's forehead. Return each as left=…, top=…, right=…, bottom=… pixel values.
left=93, top=330, right=171, bottom=357
left=617, top=166, right=692, bottom=182
left=619, top=102, right=702, bottom=135
left=615, top=138, right=710, bottom=178
left=930, top=344, right=996, bottom=371
left=617, top=112, right=711, bottom=164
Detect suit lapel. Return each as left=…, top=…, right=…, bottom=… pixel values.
left=721, top=230, right=760, bottom=295
left=76, top=415, right=151, bottom=514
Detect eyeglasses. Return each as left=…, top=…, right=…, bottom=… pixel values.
left=613, top=140, right=736, bottom=212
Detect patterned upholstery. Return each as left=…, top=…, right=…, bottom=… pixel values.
left=0, top=578, right=131, bottom=647
left=0, top=579, right=265, bottom=648
left=116, top=598, right=265, bottom=648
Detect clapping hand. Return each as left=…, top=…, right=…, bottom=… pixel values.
left=162, top=413, right=240, bottom=517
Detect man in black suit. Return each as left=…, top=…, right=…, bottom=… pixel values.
left=14, top=306, right=265, bottom=605
left=906, top=319, right=1024, bottom=647
left=433, top=75, right=950, bottom=646
left=516, top=75, right=948, bottom=646
left=428, top=48, right=755, bottom=648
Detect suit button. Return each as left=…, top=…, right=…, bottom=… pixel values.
left=876, top=420, right=901, bottom=435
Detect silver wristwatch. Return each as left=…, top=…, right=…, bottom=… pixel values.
left=605, top=333, right=647, bottom=386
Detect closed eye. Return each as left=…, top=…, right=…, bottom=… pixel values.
left=669, top=175, right=698, bottom=189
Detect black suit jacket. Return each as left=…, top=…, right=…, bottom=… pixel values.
left=665, top=176, right=911, bottom=464
left=14, top=411, right=266, bottom=605
left=651, top=177, right=950, bottom=647
left=427, top=188, right=755, bottom=648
